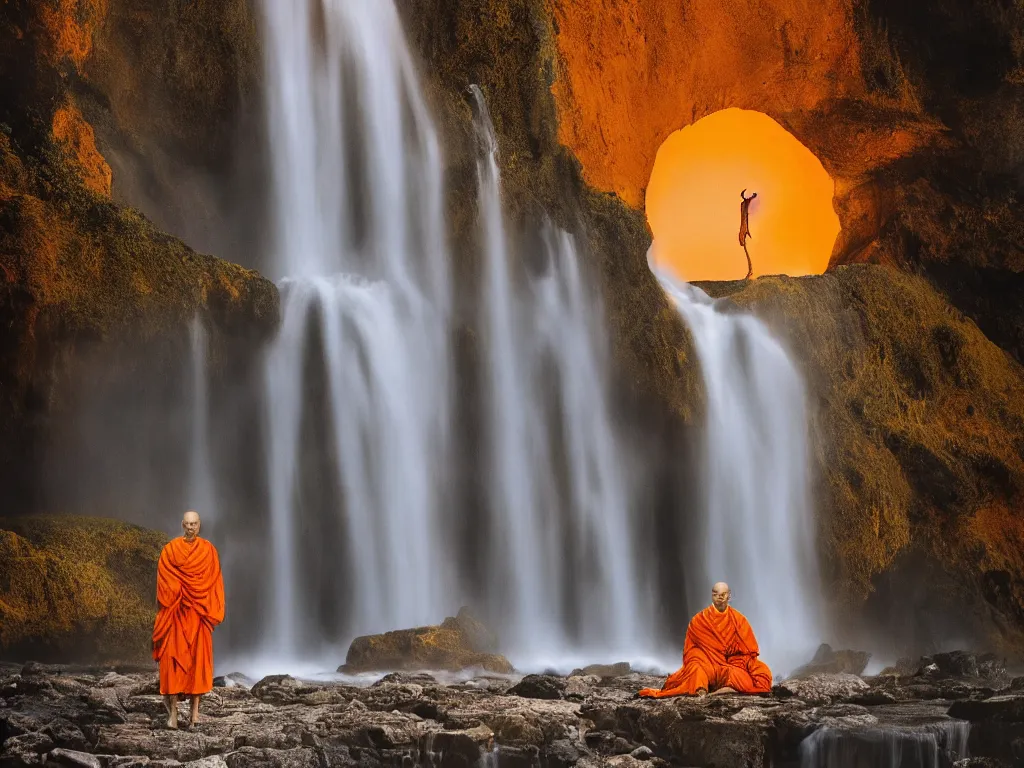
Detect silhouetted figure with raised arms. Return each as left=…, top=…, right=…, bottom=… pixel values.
left=739, top=189, right=757, bottom=279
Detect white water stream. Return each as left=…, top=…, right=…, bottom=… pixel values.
left=186, top=317, right=216, bottom=521
left=471, top=87, right=651, bottom=663
left=259, top=0, right=452, bottom=656
left=649, top=249, right=823, bottom=674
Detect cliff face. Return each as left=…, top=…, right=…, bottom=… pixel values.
left=703, top=266, right=1024, bottom=655
left=540, top=0, right=1024, bottom=650
left=546, top=0, right=1024, bottom=366
left=0, top=0, right=278, bottom=515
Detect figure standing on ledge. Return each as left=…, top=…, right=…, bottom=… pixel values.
left=638, top=582, right=772, bottom=698
left=739, top=190, right=757, bottom=280
left=152, top=510, right=225, bottom=729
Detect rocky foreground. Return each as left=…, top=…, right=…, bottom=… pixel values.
left=1, top=652, right=1022, bottom=768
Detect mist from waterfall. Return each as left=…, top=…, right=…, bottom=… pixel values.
left=649, top=249, right=824, bottom=675
left=471, top=87, right=653, bottom=665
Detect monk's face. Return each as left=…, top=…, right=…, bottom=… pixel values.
left=182, top=511, right=201, bottom=542
left=711, top=583, right=731, bottom=612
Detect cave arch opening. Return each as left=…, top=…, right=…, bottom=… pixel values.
left=645, top=107, right=841, bottom=283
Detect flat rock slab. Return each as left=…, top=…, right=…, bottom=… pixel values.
left=0, top=666, right=1017, bottom=767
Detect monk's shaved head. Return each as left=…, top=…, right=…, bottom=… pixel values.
left=711, top=582, right=731, bottom=612
left=182, top=510, right=201, bottom=541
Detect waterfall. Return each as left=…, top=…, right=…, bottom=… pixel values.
left=186, top=317, right=216, bottom=520
left=799, top=721, right=970, bottom=768
left=258, top=0, right=452, bottom=657
left=649, top=248, right=823, bottom=675
left=471, top=87, right=651, bottom=665
left=248, top=0, right=662, bottom=670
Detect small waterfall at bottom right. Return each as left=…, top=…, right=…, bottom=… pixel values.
left=799, top=721, right=970, bottom=768
left=648, top=248, right=824, bottom=676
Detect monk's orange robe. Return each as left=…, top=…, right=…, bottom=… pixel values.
left=152, top=536, right=225, bottom=696
left=639, top=605, right=771, bottom=698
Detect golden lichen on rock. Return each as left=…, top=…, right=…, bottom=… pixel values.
left=36, top=0, right=108, bottom=69
left=50, top=99, right=112, bottom=197
left=708, top=265, right=1024, bottom=652
left=341, top=607, right=513, bottom=674
left=0, top=515, right=166, bottom=663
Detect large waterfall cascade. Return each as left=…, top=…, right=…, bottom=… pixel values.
left=649, top=248, right=825, bottom=674
left=259, top=0, right=454, bottom=658
left=244, top=0, right=666, bottom=672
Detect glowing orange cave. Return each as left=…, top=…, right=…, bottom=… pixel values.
left=646, top=108, right=841, bottom=283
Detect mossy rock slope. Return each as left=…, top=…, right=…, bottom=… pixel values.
left=0, top=515, right=167, bottom=664
left=706, top=265, right=1024, bottom=655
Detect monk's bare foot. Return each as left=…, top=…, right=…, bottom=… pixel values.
left=165, top=694, right=179, bottom=729
left=710, top=686, right=737, bottom=696
left=694, top=688, right=708, bottom=698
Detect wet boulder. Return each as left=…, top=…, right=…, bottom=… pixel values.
left=508, top=675, right=566, bottom=700
left=340, top=608, right=513, bottom=674
left=569, top=662, right=631, bottom=679
left=774, top=673, right=870, bottom=705
left=788, top=643, right=870, bottom=678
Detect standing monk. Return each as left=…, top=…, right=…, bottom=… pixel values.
left=152, top=510, right=225, bottom=728
left=638, top=582, right=771, bottom=698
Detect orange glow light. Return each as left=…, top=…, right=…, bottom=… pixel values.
left=646, top=108, right=840, bottom=282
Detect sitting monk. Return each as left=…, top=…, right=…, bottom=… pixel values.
left=152, top=510, right=225, bottom=728
left=638, top=582, right=771, bottom=698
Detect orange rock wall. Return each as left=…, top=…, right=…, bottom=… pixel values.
left=37, top=0, right=108, bottom=69
left=547, top=0, right=865, bottom=207
left=51, top=101, right=112, bottom=197
left=545, top=0, right=941, bottom=256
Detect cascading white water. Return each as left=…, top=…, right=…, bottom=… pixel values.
left=649, top=248, right=823, bottom=675
left=251, top=0, right=660, bottom=670
left=186, top=317, right=216, bottom=520
left=259, top=0, right=452, bottom=656
left=471, top=87, right=652, bottom=664
left=799, top=721, right=970, bottom=768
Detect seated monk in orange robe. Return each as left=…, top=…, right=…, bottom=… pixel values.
left=639, top=582, right=771, bottom=698
left=152, top=510, right=225, bottom=729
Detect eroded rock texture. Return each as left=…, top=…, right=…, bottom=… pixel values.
left=2, top=657, right=1020, bottom=767
left=546, top=0, right=1024, bottom=368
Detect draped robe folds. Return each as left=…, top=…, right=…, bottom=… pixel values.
left=152, top=536, right=225, bottom=696
left=639, top=605, right=771, bottom=698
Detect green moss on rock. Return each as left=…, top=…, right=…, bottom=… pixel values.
left=0, top=515, right=167, bottom=663
left=714, top=265, right=1024, bottom=654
